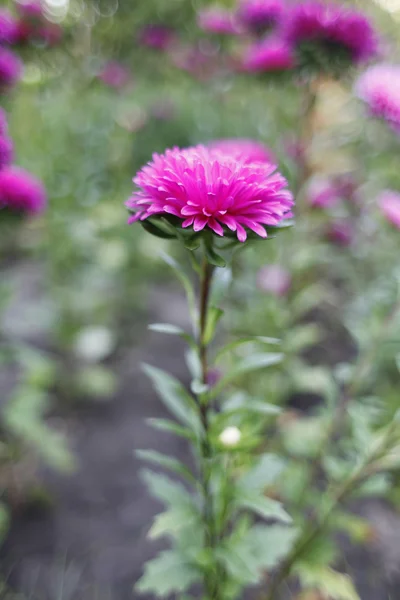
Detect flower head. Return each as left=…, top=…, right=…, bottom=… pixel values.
left=355, top=64, right=400, bottom=135
left=285, top=1, right=377, bottom=71
left=138, top=25, right=175, bottom=50
left=242, top=36, right=295, bottom=73
left=98, top=61, right=130, bottom=89
left=257, top=264, right=291, bottom=296
left=0, top=136, right=14, bottom=168
left=378, top=190, right=400, bottom=230
left=237, top=0, right=285, bottom=35
left=15, top=1, right=44, bottom=19
left=0, top=9, right=18, bottom=44
left=219, top=426, right=242, bottom=447
left=0, top=48, right=23, bottom=90
left=208, top=138, right=276, bottom=164
left=0, top=166, right=47, bottom=215
left=326, top=221, right=353, bottom=246
left=306, top=176, right=339, bottom=208
left=126, top=145, right=293, bottom=243
left=198, top=7, right=240, bottom=35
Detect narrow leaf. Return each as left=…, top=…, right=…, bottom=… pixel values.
left=239, top=453, right=286, bottom=490
left=204, top=306, right=224, bottom=345
left=146, top=418, right=195, bottom=441
left=136, top=550, right=200, bottom=596
left=141, top=469, right=194, bottom=509
left=136, top=450, right=195, bottom=483
left=237, top=492, right=291, bottom=523
left=160, top=252, right=197, bottom=327
left=148, top=323, right=196, bottom=349
left=215, top=336, right=281, bottom=363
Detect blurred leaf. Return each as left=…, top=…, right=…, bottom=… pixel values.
left=215, top=336, right=281, bottom=363
left=0, top=503, right=10, bottom=545
left=76, top=366, right=117, bottom=399
left=281, top=417, right=328, bottom=458
left=286, top=324, right=323, bottom=353
left=211, top=267, right=232, bottom=305
left=296, top=565, right=360, bottom=600
left=235, top=491, right=292, bottom=523
left=148, top=323, right=195, bottom=348
left=136, top=550, right=200, bottom=596
left=149, top=503, right=201, bottom=541
left=161, top=252, right=197, bottom=326
left=141, top=469, right=194, bottom=509
left=222, top=392, right=281, bottom=416
left=204, top=306, right=224, bottom=345
left=136, top=449, right=195, bottom=483
left=205, top=245, right=226, bottom=268
left=239, top=453, right=286, bottom=490
left=142, top=364, right=201, bottom=434
left=146, top=417, right=196, bottom=441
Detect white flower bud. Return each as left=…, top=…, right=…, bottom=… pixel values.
left=219, top=426, right=242, bottom=447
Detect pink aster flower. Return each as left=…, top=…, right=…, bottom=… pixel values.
left=0, top=9, right=18, bottom=44
left=355, top=65, right=400, bottom=135
left=138, top=25, right=175, bottom=50
left=0, top=48, right=22, bottom=90
left=208, top=138, right=276, bottom=164
left=306, top=176, right=339, bottom=209
left=126, top=145, right=293, bottom=242
left=285, top=1, right=377, bottom=65
left=257, top=264, right=291, bottom=296
left=237, top=0, right=285, bottom=35
left=98, top=61, right=130, bottom=89
left=198, top=7, right=240, bottom=35
left=378, top=190, right=400, bottom=230
left=0, top=136, right=14, bottom=168
left=0, top=166, right=46, bottom=215
left=242, top=37, right=295, bottom=73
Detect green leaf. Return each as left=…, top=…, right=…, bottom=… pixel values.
left=142, top=364, right=201, bottom=434
left=291, top=365, right=337, bottom=404
left=205, top=245, right=226, bottom=268
left=0, top=503, right=10, bottom=544
left=223, top=392, right=281, bottom=416
left=215, top=336, right=281, bottom=363
left=146, top=417, right=195, bottom=441
left=210, top=353, right=283, bottom=399
left=141, top=469, right=195, bottom=509
left=136, top=450, right=195, bottom=483
left=185, top=348, right=202, bottom=381
left=296, top=565, right=361, bottom=600
left=204, top=306, right=224, bottom=345
left=135, top=550, right=200, bottom=596
left=160, top=252, right=197, bottom=326
left=148, top=323, right=195, bottom=349
left=211, top=267, right=232, bottom=305
left=141, top=219, right=176, bottom=239
left=239, top=453, right=287, bottom=490
left=149, top=504, right=200, bottom=541
left=236, top=492, right=292, bottom=523
left=282, top=417, right=328, bottom=458
left=285, top=323, right=322, bottom=353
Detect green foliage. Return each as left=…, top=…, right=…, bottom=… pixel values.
left=136, top=550, right=201, bottom=596
left=295, top=565, right=361, bottom=600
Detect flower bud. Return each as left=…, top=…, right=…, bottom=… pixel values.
left=219, top=426, right=242, bottom=447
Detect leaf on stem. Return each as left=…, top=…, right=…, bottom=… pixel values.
left=135, top=550, right=201, bottom=596
left=146, top=417, right=196, bottom=441
left=136, top=450, right=195, bottom=483
left=295, top=565, right=361, bottom=600
left=203, top=306, right=224, bottom=345
left=148, top=323, right=196, bottom=349
left=160, top=252, right=197, bottom=326
left=215, top=336, right=281, bottom=363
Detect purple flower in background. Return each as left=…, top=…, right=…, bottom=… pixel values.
left=0, top=108, right=9, bottom=135
left=355, top=65, right=400, bottom=135
left=285, top=1, right=377, bottom=67
left=15, top=1, right=44, bottom=19
left=257, top=264, right=291, bottom=296
left=0, top=48, right=23, bottom=90
left=242, top=36, right=295, bottom=72
left=198, top=7, right=240, bottom=35
left=138, top=25, right=175, bottom=50
left=378, top=190, right=400, bottom=230
left=208, top=138, right=276, bottom=164
left=206, top=367, right=222, bottom=387
left=0, top=166, right=47, bottom=215
left=326, top=221, right=353, bottom=246
left=306, top=176, right=339, bottom=208
left=126, top=145, right=293, bottom=242
left=98, top=62, right=130, bottom=89
left=0, top=9, right=18, bottom=44
left=237, top=0, right=285, bottom=35
left=0, top=136, right=14, bottom=168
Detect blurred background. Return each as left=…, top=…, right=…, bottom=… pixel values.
left=0, top=0, right=400, bottom=598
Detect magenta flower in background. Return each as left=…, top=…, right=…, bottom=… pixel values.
left=15, top=1, right=44, bottom=19
left=0, top=48, right=22, bottom=90
left=378, top=190, right=400, bottom=230
left=98, top=61, right=130, bottom=89
left=0, top=136, right=14, bottom=169
left=208, top=138, right=276, bottom=164
left=0, top=108, right=9, bottom=136
left=326, top=221, right=353, bottom=246
left=0, top=166, right=46, bottom=215
left=138, top=25, right=175, bottom=50
left=126, top=145, right=293, bottom=242
left=306, top=176, right=339, bottom=209
left=237, top=0, right=285, bottom=35
left=242, top=36, right=295, bottom=73
left=198, top=7, right=240, bottom=35
left=257, top=264, right=291, bottom=296
left=285, top=1, right=377, bottom=66
left=355, top=65, right=400, bottom=135
left=0, top=9, right=18, bottom=44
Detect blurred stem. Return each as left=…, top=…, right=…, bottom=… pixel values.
left=296, top=79, right=318, bottom=197
left=197, top=256, right=222, bottom=598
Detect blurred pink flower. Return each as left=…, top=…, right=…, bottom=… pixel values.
left=0, top=9, right=18, bottom=44
left=378, top=190, right=400, bottom=230
left=307, top=177, right=339, bottom=208
left=98, top=61, right=130, bottom=89
left=126, top=145, right=293, bottom=242
left=15, top=1, right=44, bottom=19
left=237, top=0, right=285, bottom=35
left=138, top=25, right=175, bottom=50
left=257, top=264, right=291, bottom=296
left=0, top=136, right=14, bottom=168
left=355, top=65, right=400, bottom=135
left=208, top=138, right=276, bottom=164
left=206, top=367, right=222, bottom=387
left=326, top=221, right=353, bottom=246
left=285, top=1, right=378, bottom=65
left=242, top=37, right=295, bottom=73
left=0, top=166, right=46, bottom=215
left=0, top=108, right=9, bottom=136
left=0, top=48, right=23, bottom=90
left=198, top=7, right=240, bottom=35
left=39, top=23, right=63, bottom=46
